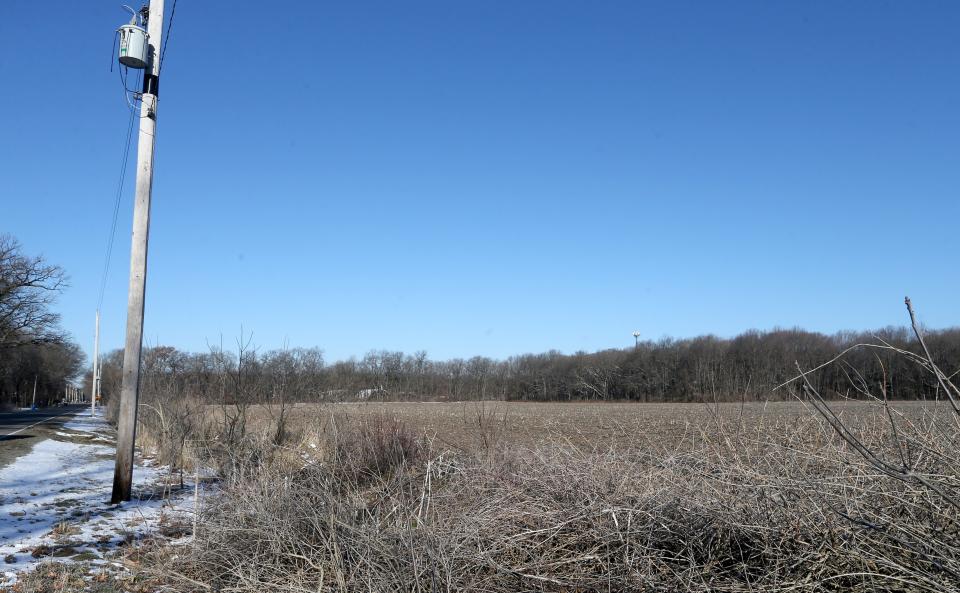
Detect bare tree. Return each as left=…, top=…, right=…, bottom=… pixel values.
left=0, top=234, right=68, bottom=349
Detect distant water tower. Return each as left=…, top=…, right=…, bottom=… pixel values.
left=632, top=331, right=641, bottom=349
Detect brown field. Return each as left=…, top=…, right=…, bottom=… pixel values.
left=255, top=398, right=953, bottom=453
left=139, top=397, right=960, bottom=592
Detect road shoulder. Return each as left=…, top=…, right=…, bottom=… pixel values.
left=0, top=410, right=197, bottom=587
left=0, top=407, right=87, bottom=474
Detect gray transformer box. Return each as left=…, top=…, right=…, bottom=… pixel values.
left=118, top=24, right=149, bottom=69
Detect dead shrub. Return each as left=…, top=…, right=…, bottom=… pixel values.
left=333, top=414, right=424, bottom=486
left=138, top=403, right=959, bottom=592
left=137, top=300, right=960, bottom=593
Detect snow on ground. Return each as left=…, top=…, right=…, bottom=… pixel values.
left=0, top=410, right=196, bottom=586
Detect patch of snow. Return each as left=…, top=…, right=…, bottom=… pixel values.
left=0, top=410, right=199, bottom=586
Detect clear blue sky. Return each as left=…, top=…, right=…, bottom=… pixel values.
left=2, top=1, right=958, bottom=364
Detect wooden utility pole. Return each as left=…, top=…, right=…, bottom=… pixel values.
left=112, top=0, right=165, bottom=504
left=92, top=309, right=100, bottom=415
left=31, top=376, right=37, bottom=409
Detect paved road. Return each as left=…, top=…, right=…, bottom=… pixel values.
left=0, top=405, right=87, bottom=471
left=0, top=405, right=86, bottom=437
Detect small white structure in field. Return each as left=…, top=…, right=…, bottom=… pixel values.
left=357, top=387, right=388, bottom=400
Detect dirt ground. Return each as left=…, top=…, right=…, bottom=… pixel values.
left=242, top=398, right=951, bottom=453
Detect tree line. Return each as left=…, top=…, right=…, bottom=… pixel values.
left=92, top=325, right=960, bottom=408
left=0, top=234, right=84, bottom=408
left=5, top=232, right=955, bottom=410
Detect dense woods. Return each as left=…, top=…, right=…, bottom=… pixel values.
left=0, top=234, right=84, bottom=408
left=96, top=325, right=960, bottom=409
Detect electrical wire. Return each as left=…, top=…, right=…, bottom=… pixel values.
left=119, top=66, right=151, bottom=117
left=159, top=0, right=178, bottom=74
left=98, top=1, right=175, bottom=310
left=96, top=95, right=139, bottom=311
left=119, top=64, right=136, bottom=99
left=110, top=31, right=119, bottom=72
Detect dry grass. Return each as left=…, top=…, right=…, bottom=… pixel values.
left=132, top=301, right=960, bottom=592
left=134, top=395, right=960, bottom=593
left=201, top=398, right=942, bottom=452
left=7, top=561, right=138, bottom=593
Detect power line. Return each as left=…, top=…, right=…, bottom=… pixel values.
left=97, top=101, right=138, bottom=311
left=119, top=65, right=150, bottom=116
left=99, top=0, right=177, bottom=314
left=159, top=0, right=178, bottom=73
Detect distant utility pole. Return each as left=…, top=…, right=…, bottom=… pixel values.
left=112, top=0, right=165, bottom=505
left=31, top=376, right=37, bottom=410
left=92, top=309, right=100, bottom=416
left=633, top=331, right=641, bottom=350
